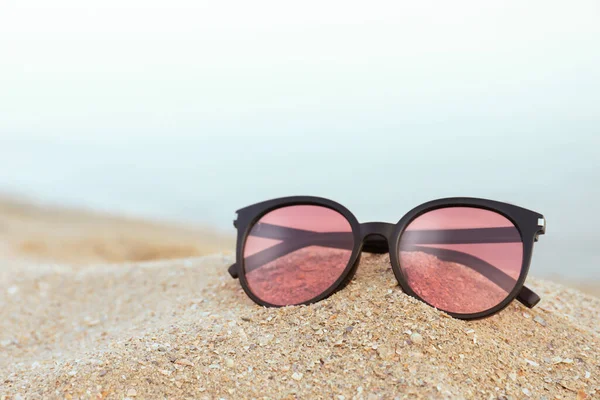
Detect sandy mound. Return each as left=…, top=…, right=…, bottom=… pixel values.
left=0, top=198, right=232, bottom=264
left=1, top=253, right=598, bottom=399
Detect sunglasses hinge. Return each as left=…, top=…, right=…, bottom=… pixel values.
left=537, top=217, right=546, bottom=233
left=534, top=217, right=546, bottom=242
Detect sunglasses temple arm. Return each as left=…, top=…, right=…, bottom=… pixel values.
left=228, top=263, right=239, bottom=278
left=228, top=224, right=540, bottom=308
left=407, top=245, right=540, bottom=308
left=228, top=232, right=352, bottom=279
left=517, top=286, right=541, bottom=308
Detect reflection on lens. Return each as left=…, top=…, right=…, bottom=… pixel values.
left=243, top=205, right=354, bottom=305
left=398, top=207, right=523, bottom=314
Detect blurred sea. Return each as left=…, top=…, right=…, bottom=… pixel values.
left=0, top=135, right=598, bottom=279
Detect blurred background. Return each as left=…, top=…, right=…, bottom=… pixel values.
left=1, top=1, right=599, bottom=279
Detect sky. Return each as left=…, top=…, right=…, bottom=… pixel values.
left=0, top=0, right=599, bottom=277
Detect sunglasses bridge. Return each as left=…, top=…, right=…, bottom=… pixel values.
left=359, top=222, right=396, bottom=254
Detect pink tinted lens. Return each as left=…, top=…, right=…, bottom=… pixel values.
left=398, top=207, right=523, bottom=314
left=243, top=205, right=354, bottom=306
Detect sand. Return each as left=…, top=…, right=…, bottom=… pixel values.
left=1, top=200, right=599, bottom=399
left=1, top=252, right=599, bottom=399
left=0, top=198, right=232, bottom=264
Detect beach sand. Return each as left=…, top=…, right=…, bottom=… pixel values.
left=1, top=200, right=599, bottom=399
left=0, top=198, right=232, bottom=265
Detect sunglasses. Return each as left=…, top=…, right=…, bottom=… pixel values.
left=227, top=196, right=546, bottom=320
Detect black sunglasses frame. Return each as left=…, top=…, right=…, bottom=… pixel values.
left=227, top=196, right=546, bottom=320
